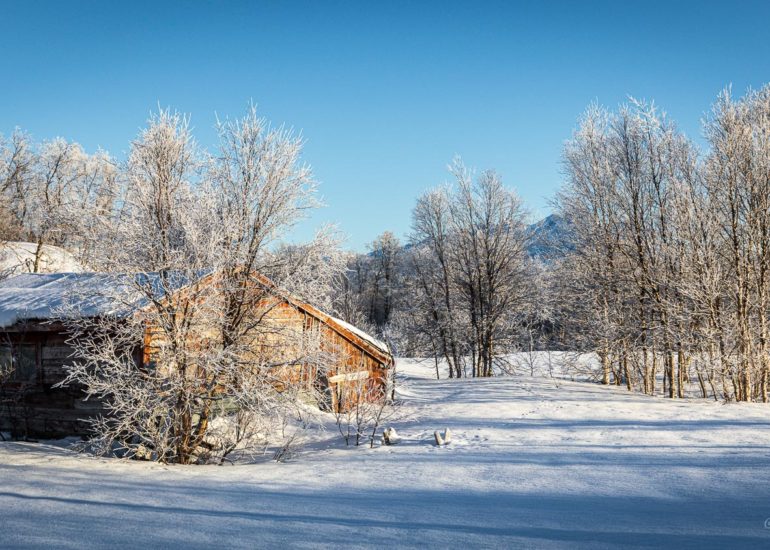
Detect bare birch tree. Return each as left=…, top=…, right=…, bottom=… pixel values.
left=407, top=159, right=531, bottom=378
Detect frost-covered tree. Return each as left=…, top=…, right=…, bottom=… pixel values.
left=342, top=231, right=403, bottom=331
left=59, top=107, right=345, bottom=463
left=407, top=159, right=531, bottom=378
left=0, top=130, right=34, bottom=243
left=556, top=84, right=770, bottom=402
left=558, top=100, right=699, bottom=395
left=0, top=129, right=118, bottom=271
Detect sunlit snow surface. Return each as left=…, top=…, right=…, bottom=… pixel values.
left=2, top=358, right=770, bottom=548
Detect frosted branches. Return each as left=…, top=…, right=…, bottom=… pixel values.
left=557, top=85, right=770, bottom=402
left=55, top=105, right=345, bottom=463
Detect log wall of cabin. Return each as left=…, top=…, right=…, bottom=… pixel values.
left=141, top=299, right=391, bottom=413
left=0, top=325, right=103, bottom=438
left=262, top=303, right=391, bottom=411
left=300, top=309, right=391, bottom=412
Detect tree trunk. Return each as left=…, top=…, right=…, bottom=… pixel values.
left=677, top=348, right=686, bottom=399
left=600, top=351, right=610, bottom=385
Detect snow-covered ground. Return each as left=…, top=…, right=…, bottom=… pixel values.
left=3, top=359, right=770, bottom=548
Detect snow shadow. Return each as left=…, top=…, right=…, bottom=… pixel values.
left=2, top=476, right=769, bottom=549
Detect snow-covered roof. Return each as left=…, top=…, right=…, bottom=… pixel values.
left=0, top=241, right=83, bottom=277
left=0, top=272, right=195, bottom=328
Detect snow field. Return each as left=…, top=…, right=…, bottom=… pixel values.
left=2, top=357, right=770, bottom=548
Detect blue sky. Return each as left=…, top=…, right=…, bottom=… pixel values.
left=2, top=1, right=770, bottom=250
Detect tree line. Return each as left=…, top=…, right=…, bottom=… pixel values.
left=335, top=85, right=770, bottom=403
left=554, top=87, right=770, bottom=402
left=4, top=84, right=770, bottom=405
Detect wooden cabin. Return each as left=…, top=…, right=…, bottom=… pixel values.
left=0, top=272, right=393, bottom=438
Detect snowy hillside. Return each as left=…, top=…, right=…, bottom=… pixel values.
left=2, top=359, right=770, bottom=548
left=0, top=241, right=82, bottom=277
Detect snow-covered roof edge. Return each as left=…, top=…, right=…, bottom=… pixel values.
left=247, top=273, right=392, bottom=362
left=329, top=316, right=389, bottom=357
left=0, top=271, right=207, bottom=329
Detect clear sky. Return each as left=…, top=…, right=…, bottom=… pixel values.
left=2, top=1, right=770, bottom=250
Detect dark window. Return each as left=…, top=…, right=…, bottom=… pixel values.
left=0, top=344, right=37, bottom=383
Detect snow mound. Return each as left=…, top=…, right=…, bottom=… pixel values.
left=0, top=241, right=83, bottom=277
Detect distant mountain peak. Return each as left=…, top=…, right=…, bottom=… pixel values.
left=526, top=214, right=573, bottom=260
